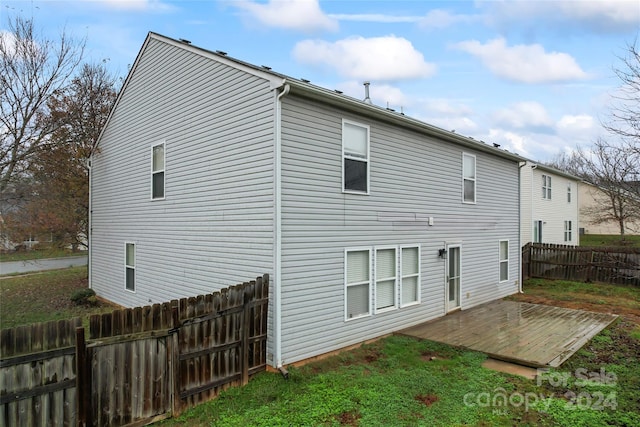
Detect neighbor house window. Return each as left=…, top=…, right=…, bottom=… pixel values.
left=564, top=221, right=572, bottom=242
left=400, top=246, right=420, bottom=306
left=499, top=240, right=509, bottom=282
left=152, top=142, right=165, bottom=199
left=342, top=120, right=369, bottom=193
left=375, top=247, right=397, bottom=312
left=462, top=153, right=476, bottom=203
left=533, top=221, right=543, bottom=243
left=542, top=174, right=551, bottom=199
left=345, top=249, right=371, bottom=319
left=567, top=183, right=572, bottom=203
left=125, top=243, right=135, bottom=292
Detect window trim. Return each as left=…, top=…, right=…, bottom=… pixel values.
left=533, top=220, right=543, bottom=243
left=567, top=182, right=572, bottom=203
left=462, top=153, right=476, bottom=204
left=344, top=247, right=372, bottom=321
left=400, top=244, right=421, bottom=307
left=374, top=246, right=398, bottom=314
left=499, top=240, right=509, bottom=283
left=542, top=174, right=552, bottom=200
left=564, top=221, right=573, bottom=242
left=124, top=242, right=136, bottom=293
left=151, top=140, right=166, bottom=200
left=342, top=119, right=370, bottom=195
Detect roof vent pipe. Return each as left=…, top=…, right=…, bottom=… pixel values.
left=363, top=81, right=372, bottom=104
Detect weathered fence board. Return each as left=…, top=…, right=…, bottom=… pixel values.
left=523, top=243, right=640, bottom=285
left=0, top=318, right=81, bottom=427
left=1, top=274, right=270, bottom=427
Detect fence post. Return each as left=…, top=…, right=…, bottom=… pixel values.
left=170, top=304, right=182, bottom=417
left=241, top=282, right=252, bottom=386
left=75, top=327, right=91, bottom=427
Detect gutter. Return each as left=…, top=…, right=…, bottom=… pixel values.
left=274, top=83, right=290, bottom=368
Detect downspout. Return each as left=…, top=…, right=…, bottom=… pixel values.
left=274, top=83, right=290, bottom=370
left=518, top=161, right=526, bottom=293
left=87, top=158, right=92, bottom=289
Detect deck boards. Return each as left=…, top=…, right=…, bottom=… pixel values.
left=398, top=300, right=618, bottom=367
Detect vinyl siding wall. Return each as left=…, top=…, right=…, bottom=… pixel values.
left=90, top=38, right=275, bottom=308
left=521, top=164, right=579, bottom=245
left=278, top=95, right=520, bottom=365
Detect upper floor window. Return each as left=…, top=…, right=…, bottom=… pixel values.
left=152, top=142, right=165, bottom=199
left=542, top=174, right=551, bottom=199
left=567, top=183, right=572, bottom=203
left=463, top=153, right=476, bottom=203
left=342, top=120, right=369, bottom=194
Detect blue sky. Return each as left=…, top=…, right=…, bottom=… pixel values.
left=2, top=0, right=639, bottom=162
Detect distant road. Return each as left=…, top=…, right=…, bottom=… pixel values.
left=0, top=255, right=88, bottom=276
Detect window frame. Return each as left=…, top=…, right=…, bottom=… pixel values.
left=374, top=246, right=398, bottom=313
left=342, top=119, right=370, bottom=195
left=533, top=220, right=543, bottom=243
left=542, top=174, right=552, bottom=200
left=564, top=221, right=573, bottom=242
left=462, top=153, right=476, bottom=204
left=344, top=247, right=372, bottom=321
left=151, top=141, right=166, bottom=200
left=567, top=182, right=572, bottom=203
left=499, top=240, right=509, bottom=282
left=124, top=242, right=136, bottom=293
left=400, top=245, right=421, bottom=307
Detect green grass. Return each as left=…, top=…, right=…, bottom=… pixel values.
left=580, top=234, right=640, bottom=248
left=0, top=266, right=116, bottom=329
left=0, top=247, right=86, bottom=262
left=158, top=278, right=640, bottom=427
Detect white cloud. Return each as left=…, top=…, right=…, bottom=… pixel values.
left=486, top=129, right=532, bottom=157
left=492, top=102, right=554, bottom=131
left=556, top=114, right=599, bottom=144
left=335, top=81, right=412, bottom=108
left=293, top=36, right=436, bottom=81
left=481, top=0, right=640, bottom=33
left=453, top=38, right=588, bottom=84
left=419, top=9, right=479, bottom=29
left=87, top=0, right=174, bottom=12
left=232, top=0, right=338, bottom=32
left=426, top=116, right=479, bottom=134
left=328, top=14, right=420, bottom=23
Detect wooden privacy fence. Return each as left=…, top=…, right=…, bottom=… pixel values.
left=0, top=274, right=269, bottom=427
left=523, top=243, right=640, bottom=285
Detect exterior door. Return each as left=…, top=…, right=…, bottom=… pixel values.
left=447, top=245, right=461, bottom=311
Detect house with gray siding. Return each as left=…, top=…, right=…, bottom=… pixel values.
left=90, top=32, right=524, bottom=369
left=520, top=161, right=580, bottom=246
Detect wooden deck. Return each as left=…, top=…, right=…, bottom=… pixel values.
left=398, top=300, right=618, bottom=367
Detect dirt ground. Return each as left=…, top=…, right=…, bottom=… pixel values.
left=508, top=292, right=640, bottom=325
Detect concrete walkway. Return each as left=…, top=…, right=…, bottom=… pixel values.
left=0, top=255, right=88, bottom=276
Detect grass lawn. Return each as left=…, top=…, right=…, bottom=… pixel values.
left=0, top=247, right=86, bottom=262
left=160, top=279, right=640, bottom=427
left=580, top=233, right=640, bottom=248
left=0, top=266, right=117, bottom=329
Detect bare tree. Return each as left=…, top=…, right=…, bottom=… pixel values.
left=3, top=63, right=118, bottom=249
left=575, top=139, right=639, bottom=238
left=0, top=16, right=84, bottom=195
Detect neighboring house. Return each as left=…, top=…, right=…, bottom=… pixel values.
left=520, top=161, right=580, bottom=246
left=90, top=33, right=524, bottom=369
left=578, top=181, right=640, bottom=235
